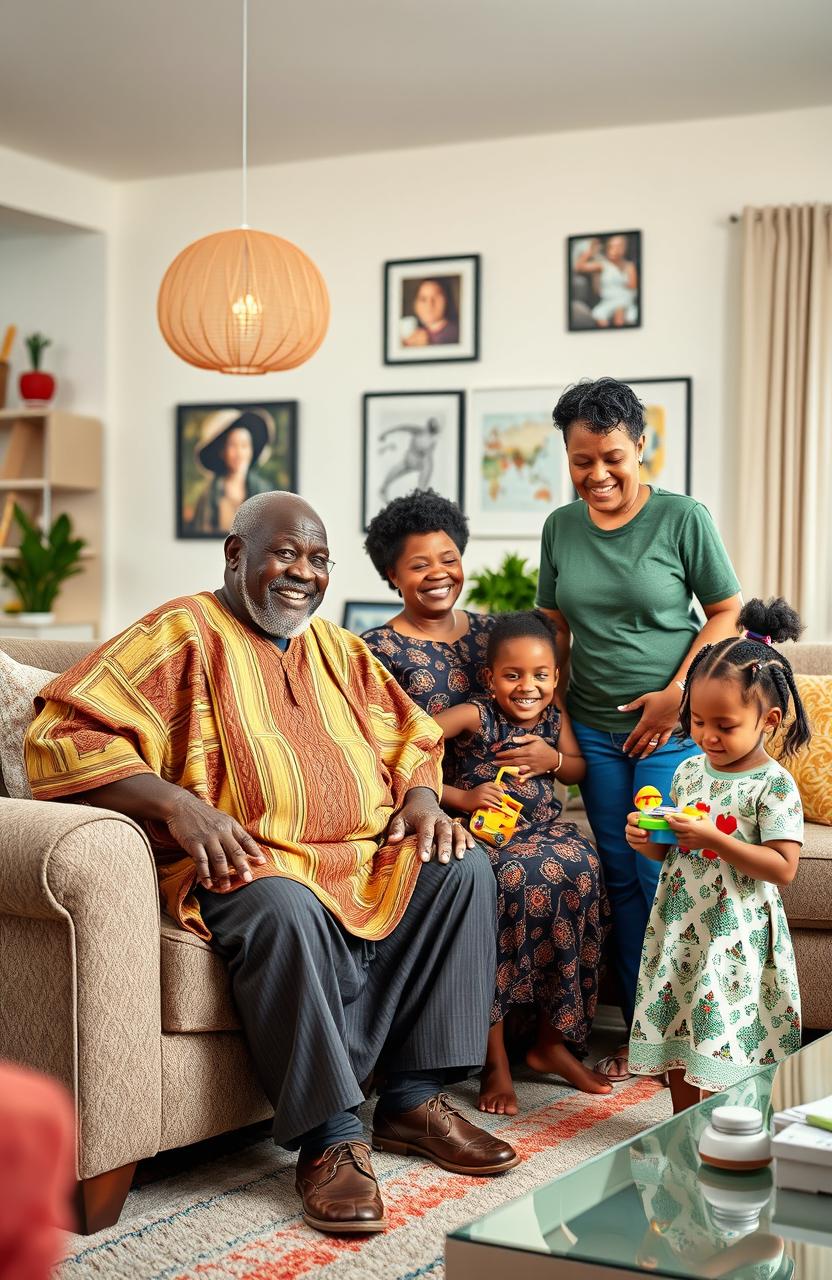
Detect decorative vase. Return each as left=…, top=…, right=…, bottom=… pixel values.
left=19, top=371, right=56, bottom=407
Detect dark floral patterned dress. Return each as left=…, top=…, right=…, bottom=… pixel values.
left=362, top=611, right=494, bottom=717
left=448, top=696, right=609, bottom=1053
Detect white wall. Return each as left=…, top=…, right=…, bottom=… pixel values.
left=0, top=145, right=115, bottom=234
left=0, top=230, right=107, bottom=415
left=0, top=144, right=117, bottom=620
left=103, top=104, right=831, bottom=631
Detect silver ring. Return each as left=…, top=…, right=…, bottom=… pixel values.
left=649, top=737, right=659, bottom=745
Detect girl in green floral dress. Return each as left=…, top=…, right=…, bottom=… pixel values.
left=626, top=598, right=811, bottom=1113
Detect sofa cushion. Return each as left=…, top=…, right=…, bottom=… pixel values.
left=0, top=649, right=58, bottom=799
left=160, top=916, right=241, bottom=1033
left=779, top=823, right=832, bottom=929
left=777, top=675, right=832, bottom=825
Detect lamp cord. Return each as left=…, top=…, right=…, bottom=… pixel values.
left=241, top=0, right=248, bottom=229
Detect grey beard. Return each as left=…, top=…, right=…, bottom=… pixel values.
left=239, top=576, right=321, bottom=638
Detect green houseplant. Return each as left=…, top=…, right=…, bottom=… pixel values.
left=466, top=551, right=538, bottom=612
left=1, top=504, right=87, bottom=620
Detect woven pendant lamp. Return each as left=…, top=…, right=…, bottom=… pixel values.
left=157, top=1, right=329, bottom=374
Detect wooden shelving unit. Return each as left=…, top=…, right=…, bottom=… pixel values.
left=0, top=409, right=102, bottom=634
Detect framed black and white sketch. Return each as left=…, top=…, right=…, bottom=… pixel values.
left=465, top=386, right=571, bottom=536
left=626, top=377, right=692, bottom=494
left=383, top=255, right=480, bottom=364
left=567, top=231, right=642, bottom=331
left=362, top=391, right=464, bottom=530
left=342, top=601, right=395, bottom=635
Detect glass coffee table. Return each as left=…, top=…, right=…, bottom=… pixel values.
left=447, top=1032, right=832, bottom=1279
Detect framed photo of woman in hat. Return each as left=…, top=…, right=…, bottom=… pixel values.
left=175, top=401, right=298, bottom=539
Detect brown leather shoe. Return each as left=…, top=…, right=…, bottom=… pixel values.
left=295, top=1141, right=386, bottom=1234
left=372, top=1092, right=520, bottom=1175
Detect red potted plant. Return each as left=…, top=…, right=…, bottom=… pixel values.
left=19, top=333, right=55, bottom=406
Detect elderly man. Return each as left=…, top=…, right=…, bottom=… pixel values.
left=25, top=492, right=517, bottom=1234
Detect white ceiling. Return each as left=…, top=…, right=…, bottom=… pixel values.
left=1, top=0, right=831, bottom=181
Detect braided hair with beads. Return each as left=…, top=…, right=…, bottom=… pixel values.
left=678, top=598, right=812, bottom=758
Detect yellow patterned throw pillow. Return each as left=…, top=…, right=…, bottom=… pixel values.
left=773, top=674, right=832, bottom=826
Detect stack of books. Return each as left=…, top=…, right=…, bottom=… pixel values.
left=773, top=1094, right=832, bottom=1134
left=772, top=1095, right=832, bottom=1195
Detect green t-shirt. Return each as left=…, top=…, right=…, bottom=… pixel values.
left=536, top=489, right=740, bottom=732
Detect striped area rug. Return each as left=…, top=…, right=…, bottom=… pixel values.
left=59, top=1073, right=668, bottom=1280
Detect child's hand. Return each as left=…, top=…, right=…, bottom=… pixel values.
left=666, top=812, right=717, bottom=851
left=491, top=736, right=557, bottom=778
left=466, top=782, right=506, bottom=813
left=625, top=810, right=649, bottom=851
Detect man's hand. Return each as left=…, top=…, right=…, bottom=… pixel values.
left=620, top=685, right=682, bottom=757
left=387, top=786, right=474, bottom=864
left=492, top=736, right=560, bottom=778
left=166, top=790, right=268, bottom=890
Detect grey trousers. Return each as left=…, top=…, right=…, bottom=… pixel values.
left=196, top=845, right=496, bottom=1147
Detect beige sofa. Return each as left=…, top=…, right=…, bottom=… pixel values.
left=1, top=636, right=830, bottom=1232
left=0, top=636, right=272, bottom=1233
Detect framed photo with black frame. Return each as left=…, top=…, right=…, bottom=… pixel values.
left=362, top=390, right=464, bottom=531
left=341, top=601, right=396, bottom=635
left=383, top=254, right=480, bottom=365
left=626, top=377, right=692, bottom=495
left=175, top=400, right=298, bottom=540
left=567, top=231, right=642, bottom=332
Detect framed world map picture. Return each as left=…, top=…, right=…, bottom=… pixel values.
left=465, top=386, right=570, bottom=537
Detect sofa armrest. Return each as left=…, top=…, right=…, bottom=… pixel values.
left=0, top=798, right=163, bottom=1178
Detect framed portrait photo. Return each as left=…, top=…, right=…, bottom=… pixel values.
left=465, top=386, right=571, bottom=537
left=362, top=391, right=464, bottom=531
left=176, top=401, right=298, bottom=539
left=383, top=254, right=480, bottom=365
left=342, top=600, right=395, bottom=635
left=567, top=230, right=642, bottom=332
left=626, top=377, right=692, bottom=494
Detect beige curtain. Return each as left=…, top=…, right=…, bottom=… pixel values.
left=737, top=204, right=832, bottom=638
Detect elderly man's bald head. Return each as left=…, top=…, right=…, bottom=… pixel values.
left=230, top=491, right=327, bottom=546
left=222, top=492, right=331, bottom=638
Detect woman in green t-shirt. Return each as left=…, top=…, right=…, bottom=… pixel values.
left=537, top=378, right=742, bottom=1081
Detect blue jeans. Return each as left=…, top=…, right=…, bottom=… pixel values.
left=572, top=721, right=699, bottom=1029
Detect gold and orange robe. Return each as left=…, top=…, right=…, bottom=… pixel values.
left=24, top=593, right=443, bottom=941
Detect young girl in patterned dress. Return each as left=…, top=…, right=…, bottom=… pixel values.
left=434, top=611, right=611, bottom=1114
left=626, top=598, right=811, bottom=1113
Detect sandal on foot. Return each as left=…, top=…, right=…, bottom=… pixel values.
left=595, top=1050, right=632, bottom=1083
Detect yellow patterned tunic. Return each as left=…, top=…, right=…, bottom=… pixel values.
left=24, top=593, right=443, bottom=941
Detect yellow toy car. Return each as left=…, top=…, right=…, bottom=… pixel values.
left=469, top=766, right=523, bottom=847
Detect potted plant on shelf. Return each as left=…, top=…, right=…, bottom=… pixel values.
left=1, top=505, right=86, bottom=624
left=19, top=332, right=55, bottom=407
left=466, top=551, right=539, bottom=613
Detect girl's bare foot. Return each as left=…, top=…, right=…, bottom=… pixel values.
left=478, top=1022, right=519, bottom=1115
left=526, top=1040, right=612, bottom=1094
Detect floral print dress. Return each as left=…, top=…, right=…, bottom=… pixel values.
left=629, top=754, right=803, bottom=1092
left=362, top=611, right=494, bottom=716
left=447, top=696, right=609, bottom=1052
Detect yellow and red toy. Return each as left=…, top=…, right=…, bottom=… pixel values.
left=470, top=766, right=523, bottom=848
left=634, top=787, right=708, bottom=844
